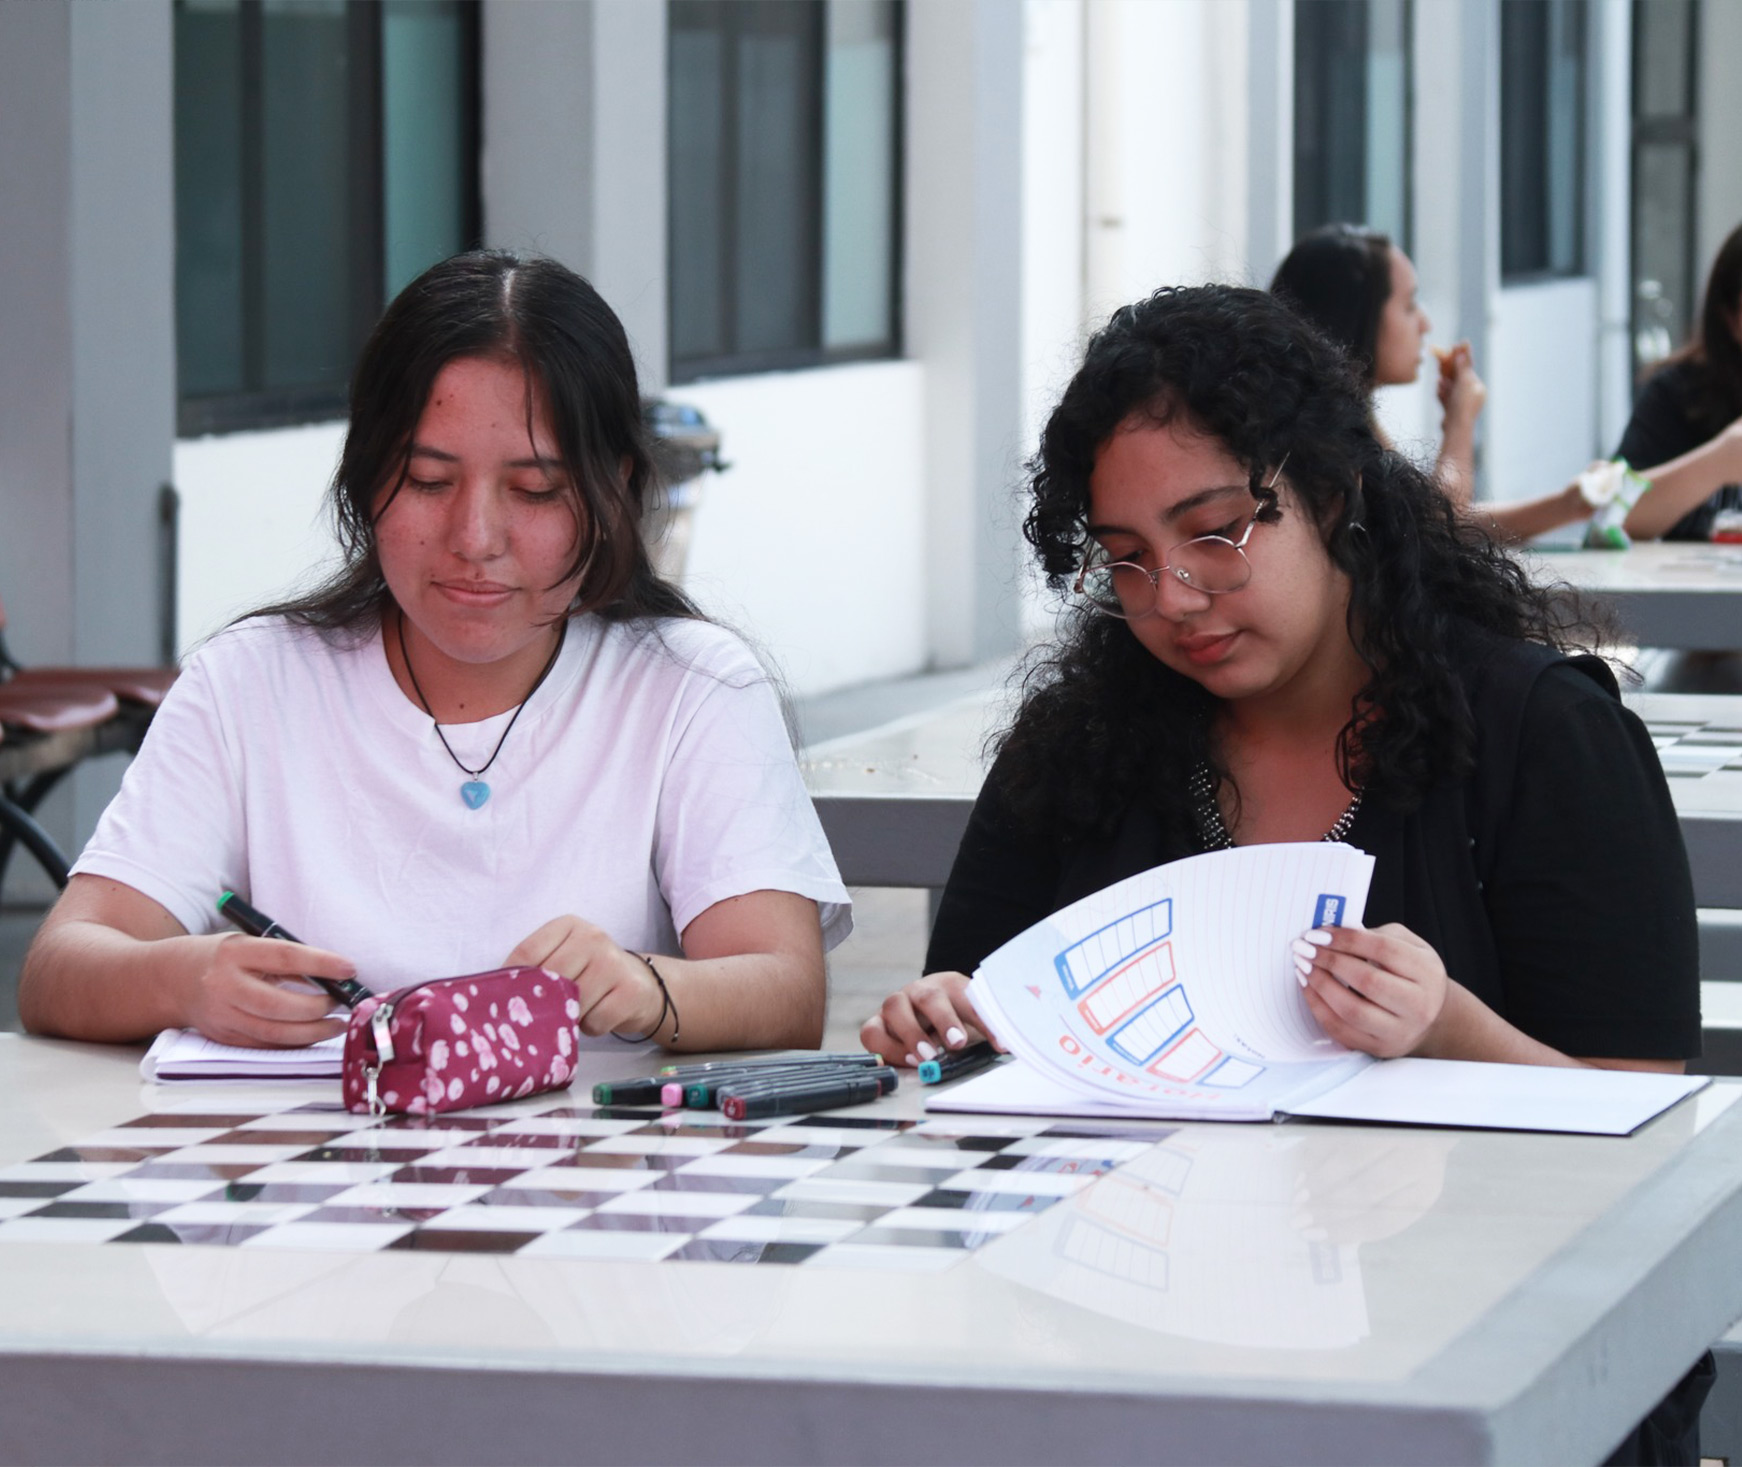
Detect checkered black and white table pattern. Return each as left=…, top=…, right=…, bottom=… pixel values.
left=1646, top=718, right=1742, bottom=779
left=0, top=1101, right=1168, bottom=1272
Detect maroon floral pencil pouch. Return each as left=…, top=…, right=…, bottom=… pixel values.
left=341, top=966, right=582, bottom=1116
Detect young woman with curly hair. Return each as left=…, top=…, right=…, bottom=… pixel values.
left=864, top=281, right=1708, bottom=1463
left=863, top=283, right=1697, bottom=1077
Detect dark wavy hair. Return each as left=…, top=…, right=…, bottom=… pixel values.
left=257, top=250, right=697, bottom=632
left=997, top=283, right=1588, bottom=849
left=1269, top=224, right=1393, bottom=386
left=1655, top=220, right=1742, bottom=434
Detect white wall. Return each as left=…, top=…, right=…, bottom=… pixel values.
left=173, top=424, right=346, bottom=652
left=1085, top=0, right=1250, bottom=317
left=1486, top=278, right=1601, bottom=505
left=677, top=361, right=926, bottom=700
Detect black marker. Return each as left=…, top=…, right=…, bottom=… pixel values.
left=217, top=891, right=374, bottom=1009
left=681, top=1055, right=887, bottom=1108
left=593, top=1051, right=884, bottom=1107
left=918, top=1040, right=1002, bottom=1085
left=720, top=1067, right=898, bottom=1121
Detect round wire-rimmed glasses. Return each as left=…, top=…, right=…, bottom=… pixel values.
left=1072, top=457, right=1289, bottom=619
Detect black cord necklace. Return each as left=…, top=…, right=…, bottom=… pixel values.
left=396, top=610, right=568, bottom=810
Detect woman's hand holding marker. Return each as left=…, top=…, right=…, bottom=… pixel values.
left=1292, top=923, right=1451, bottom=1060
left=860, top=969, right=1004, bottom=1068
left=505, top=915, right=667, bottom=1041
left=185, top=933, right=355, bottom=1049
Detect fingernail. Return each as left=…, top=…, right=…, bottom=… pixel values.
left=1293, top=954, right=1312, bottom=977
left=905, top=1054, right=919, bottom=1068
left=1296, top=968, right=1309, bottom=988
left=917, top=1041, right=938, bottom=1061
left=1302, top=929, right=1334, bottom=946
left=1290, top=939, right=1316, bottom=960
left=945, top=1027, right=967, bottom=1048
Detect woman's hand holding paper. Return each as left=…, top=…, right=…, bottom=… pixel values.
left=1293, top=923, right=1451, bottom=1059
left=860, top=971, right=1000, bottom=1068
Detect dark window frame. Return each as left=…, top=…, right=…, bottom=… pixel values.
left=1291, top=0, right=1415, bottom=253
left=1499, top=0, right=1590, bottom=284
left=175, top=0, right=482, bottom=438
left=1628, top=0, right=1700, bottom=379
left=668, top=0, right=905, bottom=385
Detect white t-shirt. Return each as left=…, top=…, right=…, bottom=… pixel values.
left=74, top=614, right=851, bottom=993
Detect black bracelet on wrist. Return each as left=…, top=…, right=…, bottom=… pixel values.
left=615, top=952, right=679, bottom=1045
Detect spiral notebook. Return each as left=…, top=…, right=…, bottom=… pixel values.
left=141, top=1028, right=344, bottom=1082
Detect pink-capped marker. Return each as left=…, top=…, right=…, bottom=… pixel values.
left=660, top=1081, right=685, bottom=1107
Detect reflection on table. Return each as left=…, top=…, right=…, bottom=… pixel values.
left=5, top=1036, right=1742, bottom=1463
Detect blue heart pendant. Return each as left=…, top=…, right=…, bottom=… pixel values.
left=461, top=780, right=491, bottom=809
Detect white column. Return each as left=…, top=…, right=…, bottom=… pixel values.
left=906, top=0, right=1027, bottom=668
left=480, top=0, right=668, bottom=390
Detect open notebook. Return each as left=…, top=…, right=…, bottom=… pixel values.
left=929, top=844, right=1706, bottom=1137
left=141, top=1028, right=344, bottom=1082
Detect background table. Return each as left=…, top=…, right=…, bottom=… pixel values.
left=804, top=688, right=1742, bottom=907
left=3, top=1035, right=1742, bottom=1465
left=1530, top=543, right=1742, bottom=652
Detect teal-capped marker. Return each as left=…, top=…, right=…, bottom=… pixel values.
left=918, top=1040, right=1001, bottom=1085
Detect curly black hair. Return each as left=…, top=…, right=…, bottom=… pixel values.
left=997, top=283, right=1591, bottom=849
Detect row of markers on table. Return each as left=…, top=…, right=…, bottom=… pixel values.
left=593, top=1044, right=1001, bottom=1120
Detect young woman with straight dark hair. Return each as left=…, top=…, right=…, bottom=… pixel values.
left=22, top=251, right=849, bottom=1052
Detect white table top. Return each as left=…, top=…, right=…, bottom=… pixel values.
left=1529, top=543, right=1742, bottom=651
left=803, top=687, right=1742, bottom=902
left=4, top=1035, right=1742, bottom=1464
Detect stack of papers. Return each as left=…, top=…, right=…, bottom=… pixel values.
left=932, top=843, right=1707, bottom=1136
left=141, top=1028, right=344, bottom=1082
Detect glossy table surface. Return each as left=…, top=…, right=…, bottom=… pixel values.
left=803, top=688, right=1742, bottom=904
left=5, top=1035, right=1742, bottom=1464
left=1531, top=542, right=1742, bottom=651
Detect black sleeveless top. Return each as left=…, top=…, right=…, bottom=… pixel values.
left=926, top=635, right=1700, bottom=1060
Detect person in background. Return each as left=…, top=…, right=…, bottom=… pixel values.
left=20, top=250, right=849, bottom=1053
left=1614, top=221, right=1742, bottom=542
left=1271, top=225, right=1592, bottom=542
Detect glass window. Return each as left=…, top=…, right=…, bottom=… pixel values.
left=173, top=0, right=479, bottom=434
left=1292, top=0, right=1412, bottom=248
left=1500, top=0, right=1588, bottom=280
left=669, top=0, right=901, bottom=382
left=1630, top=0, right=1699, bottom=375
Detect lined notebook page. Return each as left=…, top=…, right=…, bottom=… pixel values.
left=141, top=1028, right=344, bottom=1082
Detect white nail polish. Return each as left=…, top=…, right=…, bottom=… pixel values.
left=1293, top=954, right=1312, bottom=975
left=1290, top=939, right=1316, bottom=960
left=1296, top=968, right=1309, bottom=988
left=1302, top=929, right=1334, bottom=946
left=905, top=1054, right=919, bottom=1068
left=917, top=1041, right=938, bottom=1061
left=945, top=1026, right=967, bottom=1048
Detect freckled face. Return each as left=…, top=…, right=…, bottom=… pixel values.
left=374, top=355, right=582, bottom=681
left=1086, top=417, right=1353, bottom=705
left=1372, top=246, right=1430, bottom=386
